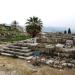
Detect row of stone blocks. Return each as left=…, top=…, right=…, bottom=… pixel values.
left=0, top=41, right=33, bottom=59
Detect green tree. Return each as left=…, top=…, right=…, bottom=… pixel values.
left=26, top=16, right=43, bottom=38
left=68, top=28, right=71, bottom=34
left=11, top=20, right=19, bottom=31
left=64, top=30, right=67, bottom=34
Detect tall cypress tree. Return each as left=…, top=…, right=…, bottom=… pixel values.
left=68, top=28, right=71, bottom=34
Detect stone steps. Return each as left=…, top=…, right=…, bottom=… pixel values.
left=1, top=51, right=33, bottom=57
left=4, top=48, right=31, bottom=53
left=0, top=41, right=33, bottom=59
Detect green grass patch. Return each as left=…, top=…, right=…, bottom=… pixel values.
left=0, top=34, right=31, bottom=43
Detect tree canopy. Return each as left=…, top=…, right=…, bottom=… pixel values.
left=26, top=16, right=43, bottom=38
left=11, top=20, right=19, bottom=31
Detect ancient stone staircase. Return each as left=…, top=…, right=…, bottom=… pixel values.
left=0, top=41, right=33, bottom=59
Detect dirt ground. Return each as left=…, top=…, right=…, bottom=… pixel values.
left=0, top=56, right=33, bottom=75
left=0, top=56, right=75, bottom=75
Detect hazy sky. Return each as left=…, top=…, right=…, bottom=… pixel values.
left=0, top=0, right=75, bottom=28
